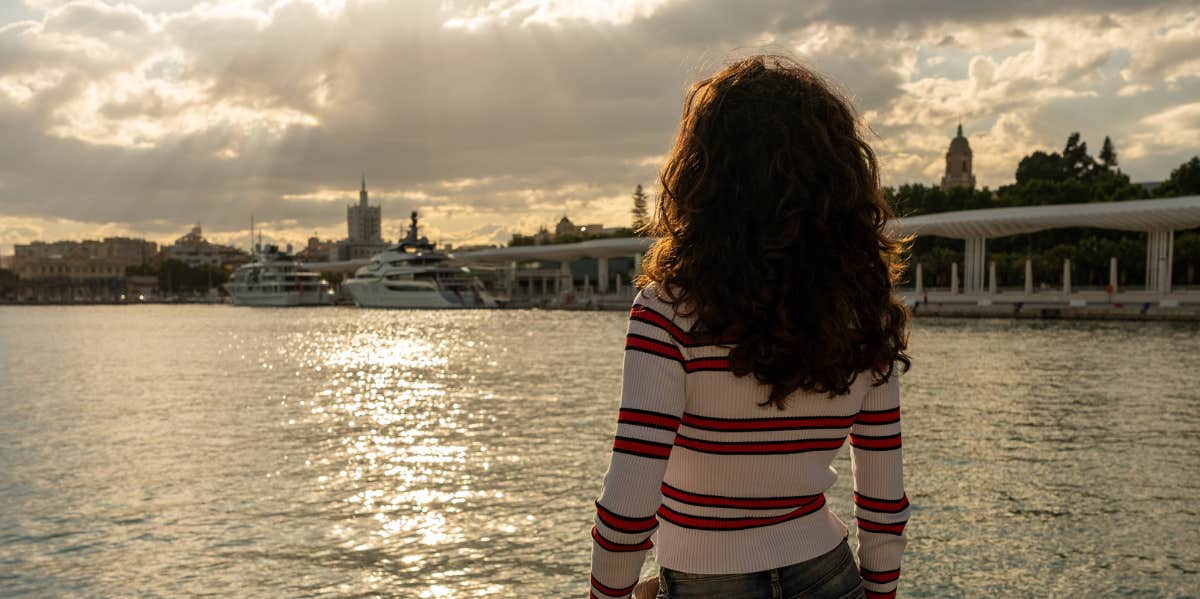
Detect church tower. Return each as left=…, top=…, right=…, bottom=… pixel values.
left=940, top=123, right=976, bottom=190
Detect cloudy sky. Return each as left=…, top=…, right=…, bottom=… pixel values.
left=1, top=0, right=1198, bottom=253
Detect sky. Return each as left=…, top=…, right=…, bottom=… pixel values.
left=0, top=0, right=1198, bottom=254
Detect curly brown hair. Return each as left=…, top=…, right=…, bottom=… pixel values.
left=637, top=55, right=911, bottom=408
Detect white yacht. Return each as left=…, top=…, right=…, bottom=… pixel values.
left=224, top=246, right=335, bottom=307
left=343, top=212, right=497, bottom=309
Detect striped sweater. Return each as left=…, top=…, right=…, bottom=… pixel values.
left=589, top=285, right=909, bottom=599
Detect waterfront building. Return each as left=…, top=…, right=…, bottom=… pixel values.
left=161, top=226, right=248, bottom=268
left=337, top=176, right=391, bottom=260
left=13, top=237, right=157, bottom=270
left=297, top=236, right=336, bottom=262
left=12, top=251, right=125, bottom=303
left=940, top=123, right=976, bottom=190
left=554, top=216, right=577, bottom=236
left=100, top=237, right=158, bottom=268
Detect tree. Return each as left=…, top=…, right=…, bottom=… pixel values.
left=1158, top=156, right=1200, bottom=197
left=1061, top=132, right=1097, bottom=180
left=1099, top=136, right=1118, bottom=169
left=1015, top=150, right=1065, bottom=184
left=631, top=184, right=649, bottom=231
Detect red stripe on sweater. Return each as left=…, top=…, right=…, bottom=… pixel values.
left=661, top=482, right=821, bottom=510
left=848, top=433, right=902, bottom=451
left=675, top=435, right=845, bottom=455
left=657, top=494, right=826, bottom=531
left=624, top=334, right=683, bottom=361
left=865, top=590, right=896, bottom=599
left=630, top=305, right=691, bottom=344
left=683, top=357, right=731, bottom=372
left=682, top=413, right=855, bottom=431
left=854, top=493, right=909, bottom=513
left=861, top=567, right=901, bottom=583
left=618, top=409, right=681, bottom=431
left=591, top=527, right=653, bottom=552
left=590, top=575, right=636, bottom=597
left=854, top=408, right=901, bottom=425
left=630, top=305, right=738, bottom=346
left=857, top=517, right=907, bottom=535
left=594, top=502, right=658, bottom=533
left=612, top=437, right=673, bottom=459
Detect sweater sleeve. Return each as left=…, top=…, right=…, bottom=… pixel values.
left=849, top=373, right=909, bottom=599
left=588, top=291, right=687, bottom=599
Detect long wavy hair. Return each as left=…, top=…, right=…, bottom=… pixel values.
left=637, top=55, right=911, bottom=408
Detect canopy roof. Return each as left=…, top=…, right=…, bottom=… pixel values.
left=452, top=196, right=1200, bottom=263
left=892, top=195, right=1200, bottom=239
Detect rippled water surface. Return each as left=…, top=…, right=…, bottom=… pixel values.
left=1, top=306, right=1198, bottom=597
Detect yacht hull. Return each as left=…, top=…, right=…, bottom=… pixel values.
left=226, top=289, right=335, bottom=307
left=343, top=280, right=496, bottom=309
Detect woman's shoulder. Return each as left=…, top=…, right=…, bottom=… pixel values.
left=633, top=282, right=698, bottom=333
left=633, top=281, right=678, bottom=311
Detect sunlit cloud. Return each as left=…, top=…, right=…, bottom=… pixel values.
left=1, top=0, right=1198, bottom=253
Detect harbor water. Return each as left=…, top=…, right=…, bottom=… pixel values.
left=1, top=306, right=1197, bottom=597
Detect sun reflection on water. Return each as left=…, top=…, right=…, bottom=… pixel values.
left=305, top=319, right=494, bottom=594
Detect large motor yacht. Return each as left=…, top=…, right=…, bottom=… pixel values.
left=343, top=212, right=497, bottom=309
left=224, top=245, right=335, bottom=306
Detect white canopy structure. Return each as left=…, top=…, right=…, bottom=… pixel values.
left=889, top=195, right=1200, bottom=294
left=893, top=195, right=1200, bottom=239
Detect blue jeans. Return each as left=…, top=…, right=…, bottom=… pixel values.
left=656, top=539, right=865, bottom=599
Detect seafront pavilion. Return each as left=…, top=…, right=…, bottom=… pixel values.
left=306, top=195, right=1200, bottom=312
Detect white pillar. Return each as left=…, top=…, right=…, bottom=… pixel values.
left=559, top=261, right=571, bottom=295
left=634, top=252, right=643, bottom=276
left=988, top=261, right=997, bottom=295
left=1063, top=258, right=1071, bottom=295
left=1145, top=231, right=1155, bottom=292
left=1109, top=257, right=1118, bottom=294
left=1146, top=230, right=1173, bottom=293
left=597, top=257, right=608, bottom=293
left=951, top=262, right=959, bottom=294
left=1024, top=259, right=1033, bottom=296
left=615, top=272, right=622, bottom=295
left=962, top=238, right=987, bottom=294
left=962, top=239, right=975, bottom=293
left=915, top=263, right=924, bottom=295
left=583, top=273, right=591, bottom=295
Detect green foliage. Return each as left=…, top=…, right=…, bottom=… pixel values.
left=508, top=227, right=636, bottom=248
left=126, top=259, right=227, bottom=293
left=1015, top=151, right=1066, bottom=184
left=1158, top=156, right=1200, bottom=197
left=0, top=269, right=17, bottom=296
left=1099, top=136, right=1117, bottom=169
left=1176, top=231, right=1200, bottom=285
left=631, top=184, right=649, bottom=231
left=509, top=233, right=537, bottom=247
left=1061, top=132, right=1097, bottom=181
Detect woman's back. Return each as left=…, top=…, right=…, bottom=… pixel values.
left=589, top=286, right=907, bottom=598
left=588, top=54, right=911, bottom=599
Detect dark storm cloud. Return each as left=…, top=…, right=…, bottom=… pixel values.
left=0, top=0, right=1197, bottom=249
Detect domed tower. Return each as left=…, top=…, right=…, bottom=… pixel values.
left=940, top=123, right=976, bottom=190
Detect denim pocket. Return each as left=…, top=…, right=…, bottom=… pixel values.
left=783, top=542, right=864, bottom=599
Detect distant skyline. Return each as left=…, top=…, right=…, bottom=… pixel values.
left=1, top=0, right=1198, bottom=254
